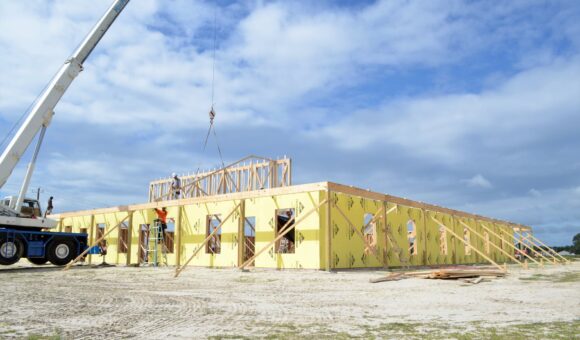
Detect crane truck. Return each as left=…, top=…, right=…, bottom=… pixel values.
left=0, top=0, right=130, bottom=266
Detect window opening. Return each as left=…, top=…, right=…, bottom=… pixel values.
left=244, top=216, right=256, bottom=263
left=118, top=221, right=129, bottom=253
left=206, top=215, right=222, bottom=254
left=407, top=219, right=417, bottom=256
left=275, top=208, right=295, bottom=254
left=96, top=223, right=106, bottom=247
left=363, top=213, right=377, bottom=254
left=139, top=224, right=149, bottom=263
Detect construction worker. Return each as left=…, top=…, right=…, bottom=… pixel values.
left=171, top=173, right=181, bottom=199
left=44, top=196, right=54, bottom=217
left=153, top=207, right=168, bottom=243
left=99, top=239, right=108, bottom=265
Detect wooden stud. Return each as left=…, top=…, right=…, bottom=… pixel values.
left=150, top=156, right=289, bottom=201
left=421, top=208, right=427, bottom=266
left=88, top=214, right=95, bottom=265
left=514, top=231, right=556, bottom=265
left=458, top=220, right=523, bottom=267
left=237, top=199, right=246, bottom=267
left=503, top=229, right=546, bottom=266
left=520, top=232, right=565, bottom=264
left=175, top=206, right=182, bottom=267
left=525, top=232, right=570, bottom=264
left=431, top=216, right=505, bottom=272
left=481, top=223, right=541, bottom=266
left=382, top=202, right=389, bottom=266
left=520, top=232, right=560, bottom=264
left=126, top=211, right=133, bottom=266
left=325, top=190, right=332, bottom=271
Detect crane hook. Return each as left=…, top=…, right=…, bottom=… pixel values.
left=209, top=106, right=216, bottom=125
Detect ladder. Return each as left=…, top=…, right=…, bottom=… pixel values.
left=146, top=220, right=168, bottom=267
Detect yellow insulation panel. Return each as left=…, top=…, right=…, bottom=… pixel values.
left=329, top=192, right=385, bottom=269
left=53, top=183, right=525, bottom=270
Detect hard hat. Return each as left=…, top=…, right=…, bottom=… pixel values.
left=172, top=172, right=176, bottom=177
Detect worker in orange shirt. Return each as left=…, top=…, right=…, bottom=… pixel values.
left=153, top=207, right=168, bottom=243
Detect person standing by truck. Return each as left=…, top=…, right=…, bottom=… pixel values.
left=44, top=196, right=54, bottom=217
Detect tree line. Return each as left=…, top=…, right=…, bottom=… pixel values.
left=551, top=233, right=580, bottom=254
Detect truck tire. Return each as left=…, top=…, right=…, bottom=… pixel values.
left=28, top=257, right=48, bottom=265
left=0, top=239, right=23, bottom=265
left=47, top=239, right=77, bottom=266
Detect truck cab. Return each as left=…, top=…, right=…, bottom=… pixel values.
left=2, top=196, right=43, bottom=218
left=0, top=196, right=57, bottom=230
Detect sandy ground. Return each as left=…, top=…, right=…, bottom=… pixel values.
left=0, top=260, right=579, bottom=339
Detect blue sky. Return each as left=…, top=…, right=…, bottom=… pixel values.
left=0, top=0, right=579, bottom=246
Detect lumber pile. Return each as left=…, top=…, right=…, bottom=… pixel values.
left=422, top=269, right=506, bottom=280
left=370, top=266, right=507, bottom=284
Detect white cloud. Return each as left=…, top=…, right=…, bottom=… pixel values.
left=3, top=0, right=576, bottom=134
left=463, top=174, right=492, bottom=189
left=320, top=56, right=580, bottom=162
left=456, top=186, right=580, bottom=245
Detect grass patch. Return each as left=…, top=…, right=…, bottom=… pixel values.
left=554, top=272, right=580, bottom=283
left=233, top=275, right=258, bottom=284
left=367, top=321, right=580, bottom=339
left=27, top=334, right=61, bottom=340
left=233, top=276, right=278, bottom=284
left=210, top=320, right=580, bottom=339
left=520, top=272, right=580, bottom=283
left=520, top=274, right=552, bottom=282
left=26, top=328, right=63, bottom=340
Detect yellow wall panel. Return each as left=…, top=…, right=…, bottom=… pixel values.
left=330, top=192, right=386, bottom=269
left=384, top=204, right=416, bottom=267
left=53, top=185, right=525, bottom=270
left=245, top=191, right=321, bottom=269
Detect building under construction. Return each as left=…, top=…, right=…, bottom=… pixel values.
left=52, top=156, right=552, bottom=272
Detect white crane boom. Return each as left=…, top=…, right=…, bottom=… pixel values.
left=0, top=0, right=129, bottom=228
